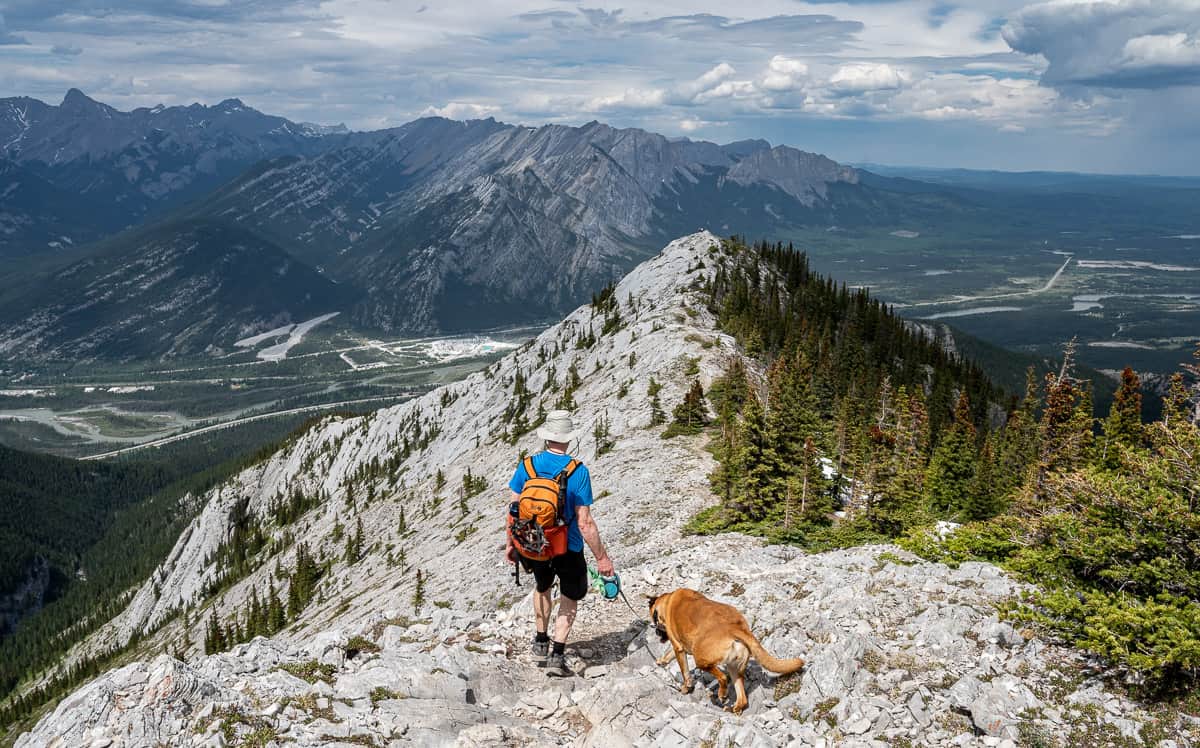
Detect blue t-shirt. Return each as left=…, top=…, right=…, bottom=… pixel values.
left=509, top=451, right=593, bottom=552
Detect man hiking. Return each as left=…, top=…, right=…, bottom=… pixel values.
left=504, top=409, right=615, bottom=677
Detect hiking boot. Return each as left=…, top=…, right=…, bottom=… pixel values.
left=545, top=652, right=571, bottom=678
left=531, top=637, right=549, bottom=658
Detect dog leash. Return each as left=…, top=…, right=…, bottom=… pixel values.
left=588, top=567, right=643, bottom=618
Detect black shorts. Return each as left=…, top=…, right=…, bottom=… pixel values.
left=520, top=549, right=588, bottom=601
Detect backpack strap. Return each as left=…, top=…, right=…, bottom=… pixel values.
left=522, top=455, right=538, bottom=480
left=553, top=459, right=580, bottom=521
left=558, top=459, right=580, bottom=480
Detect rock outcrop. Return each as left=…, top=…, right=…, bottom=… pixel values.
left=19, top=539, right=1192, bottom=747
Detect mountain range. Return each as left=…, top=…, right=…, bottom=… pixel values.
left=1, top=89, right=342, bottom=252
left=0, top=90, right=964, bottom=361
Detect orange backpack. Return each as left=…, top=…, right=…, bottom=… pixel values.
left=507, top=455, right=580, bottom=561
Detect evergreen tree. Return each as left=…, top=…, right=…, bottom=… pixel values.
left=593, top=410, right=615, bottom=454
left=995, top=368, right=1041, bottom=500
left=795, top=437, right=831, bottom=526
left=267, top=582, right=285, bottom=633
left=1100, top=366, right=1144, bottom=465
left=869, top=386, right=929, bottom=534
left=205, top=610, right=225, bottom=655
left=925, top=392, right=978, bottom=517
left=648, top=378, right=666, bottom=426
left=665, top=380, right=709, bottom=437
left=248, top=587, right=263, bottom=638
left=1026, top=343, right=1093, bottom=507
left=412, top=569, right=426, bottom=612
left=286, top=580, right=301, bottom=621
left=964, top=432, right=1003, bottom=521
left=345, top=518, right=364, bottom=564
left=767, top=350, right=823, bottom=469
left=731, top=393, right=784, bottom=522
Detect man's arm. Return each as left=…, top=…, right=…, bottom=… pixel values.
left=576, top=505, right=614, bottom=576
left=503, top=490, right=519, bottom=563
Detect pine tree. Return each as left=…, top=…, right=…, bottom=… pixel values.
left=345, top=517, right=364, bottom=564
left=796, top=437, right=831, bottom=525
left=648, top=378, right=666, bottom=426
left=1101, top=366, right=1144, bottom=465
left=412, top=569, right=426, bottom=612
left=768, top=350, right=824, bottom=460
left=267, top=581, right=285, bottom=633
left=925, top=391, right=978, bottom=517
left=1026, top=342, right=1093, bottom=507
left=964, top=432, right=1003, bottom=521
left=869, top=386, right=929, bottom=534
left=731, top=393, right=784, bottom=522
left=205, top=610, right=225, bottom=654
left=995, top=368, right=1040, bottom=501
left=665, top=380, right=709, bottom=437
left=397, top=506, right=407, bottom=535
left=593, top=410, right=615, bottom=454
left=248, top=587, right=263, bottom=638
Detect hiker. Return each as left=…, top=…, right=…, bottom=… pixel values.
left=504, top=409, right=615, bottom=677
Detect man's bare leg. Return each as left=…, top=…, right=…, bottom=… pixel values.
left=534, top=587, right=553, bottom=635
left=553, top=596, right=577, bottom=644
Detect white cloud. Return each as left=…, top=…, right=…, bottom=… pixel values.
left=828, top=62, right=909, bottom=94
left=760, top=55, right=808, bottom=92
left=1003, top=0, right=1200, bottom=88
left=678, top=117, right=727, bottom=132
left=584, top=87, right=666, bottom=111
left=419, top=101, right=498, bottom=120
left=1123, top=32, right=1200, bottom=67
left=674, top=62, right=738, bottom=102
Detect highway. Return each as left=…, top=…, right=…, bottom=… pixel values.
left=81, top=394, right=414, bottom=460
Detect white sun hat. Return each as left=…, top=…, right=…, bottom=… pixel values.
left=537, top=409, right=578, bottom=443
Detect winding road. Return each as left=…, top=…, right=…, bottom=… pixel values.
left=80, top=394, right=414, bottom=461
left=904, top=253, right=1073, bottom=309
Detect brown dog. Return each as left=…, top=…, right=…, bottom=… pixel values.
left=648, top=588, right=805, bottom=714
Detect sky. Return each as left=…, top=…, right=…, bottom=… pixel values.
left=1, top=0, right=1199, bottom=174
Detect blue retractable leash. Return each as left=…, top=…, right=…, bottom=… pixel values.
left=588, top=566, right=640, bottom=617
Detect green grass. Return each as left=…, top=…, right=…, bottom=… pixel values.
left=278, top=660, right=337, bottom=684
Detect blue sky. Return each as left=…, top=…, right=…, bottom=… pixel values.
left=1, top=0, right=1198, bottom=174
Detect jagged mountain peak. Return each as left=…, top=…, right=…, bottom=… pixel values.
left=60, top=87, right=101, bottom=109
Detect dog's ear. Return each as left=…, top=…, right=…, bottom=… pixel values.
left=646, top=592, right=663, bottom=610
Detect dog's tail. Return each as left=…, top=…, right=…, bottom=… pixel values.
left=741, top=633, right=805, bottom=675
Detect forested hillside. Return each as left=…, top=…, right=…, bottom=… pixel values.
left=0, top=447, right=174, bottom=610
left=0, top=412, right=348, bottom=730
left=690, top=237, right=1200, bottom=691
left=686, top=237, right=1001, bottom=540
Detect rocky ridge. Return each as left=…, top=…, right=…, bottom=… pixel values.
left=15, top=232, right=1193, bottom=746
left=19, top=539, right=1191, bottom=747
